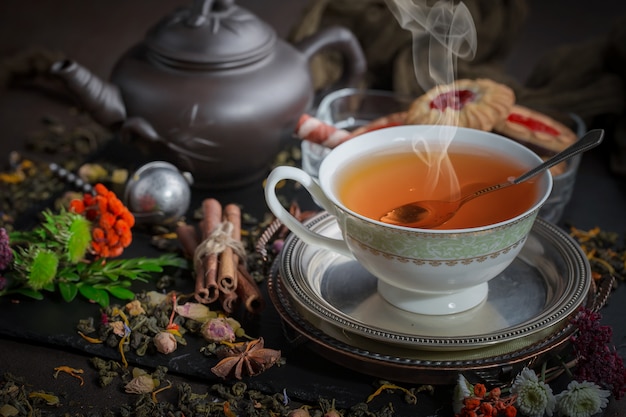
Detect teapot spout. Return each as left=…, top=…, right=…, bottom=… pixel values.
left=50, top=59, right=126, bottom=127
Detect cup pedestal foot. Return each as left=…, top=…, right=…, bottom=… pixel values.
left=377, top=281, right=489, bottom=315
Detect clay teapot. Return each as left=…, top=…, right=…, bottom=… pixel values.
left=51, top=0, right=366, bottom=189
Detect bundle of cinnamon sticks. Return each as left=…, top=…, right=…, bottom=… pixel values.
left=176, top=198, right=264, bottom=314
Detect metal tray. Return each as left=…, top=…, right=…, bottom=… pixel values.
left=277, top=212, right=591, bottom=351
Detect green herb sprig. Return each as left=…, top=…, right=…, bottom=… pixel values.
left=0, top=188, right=187, bottom=307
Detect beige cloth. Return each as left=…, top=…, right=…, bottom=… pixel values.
left=289, top=0, right=626, bottom=175
left=289, top=0, right=528, bottom=94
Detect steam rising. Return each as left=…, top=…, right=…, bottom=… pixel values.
left=386, top=0, right=477, bottom=198
left=386, top=0, right=476, bottom=90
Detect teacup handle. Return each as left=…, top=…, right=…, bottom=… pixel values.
left=265, top=166, right=353, bottom=258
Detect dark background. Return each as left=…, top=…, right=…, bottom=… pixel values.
left=1, top=0, right=626, bottom=415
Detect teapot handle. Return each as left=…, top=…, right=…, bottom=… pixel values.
left=295, top=26, right=367, bottom=91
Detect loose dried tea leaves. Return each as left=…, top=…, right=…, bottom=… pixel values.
left=1, top=111, right=114, bottom=231
left=0, top=154, right=66, bottom=231
left=570, top=226, right=626, bottom=283
left=77, top=291, right=285, bottom=380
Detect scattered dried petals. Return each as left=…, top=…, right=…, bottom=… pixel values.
left=145, top=291, right=167, bottom=306
left=366, top=382, right=417, bottom=404
left=175, top=302, right=214, bottom=322
left=53, top=366, right=84, bottom=386
left=124, top=374, right=156, bottom=394
left=109, top=320, right=126, bottom=337
left=77, top=330, right=103, bottom=344
left=0, top=404, right=19, bottom=417
left=125, top=299, right=145, bottom=316
left=28, top=391, right=60, bottom=405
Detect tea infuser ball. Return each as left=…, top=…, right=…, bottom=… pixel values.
left=124, top=161, right=193, bottom=225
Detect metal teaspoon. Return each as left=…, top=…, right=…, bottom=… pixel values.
left=380, top=129, right=605, bottom=228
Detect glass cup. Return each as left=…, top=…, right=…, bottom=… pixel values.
left=301, top=88, right=414, bottom=178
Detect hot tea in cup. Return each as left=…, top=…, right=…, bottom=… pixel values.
left=265, top=125, right=552, bottom=315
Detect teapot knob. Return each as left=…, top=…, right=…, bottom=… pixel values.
left=187, top=0, right=235, bottom=27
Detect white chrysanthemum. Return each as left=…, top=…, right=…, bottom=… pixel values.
left=555, top=380, right=610, bottom=417
left=453, top=374, right=473, bottom=414
left=511, top=367, right=556, bottom=417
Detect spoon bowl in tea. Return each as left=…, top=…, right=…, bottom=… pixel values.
left=381, top=129, right=604, bottom=228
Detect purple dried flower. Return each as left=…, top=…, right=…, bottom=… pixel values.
left=571, top=307, right=626, bottom=399
left=0, top=228, right=12, bottom=270
left=200, top=317, right=236, bottom=343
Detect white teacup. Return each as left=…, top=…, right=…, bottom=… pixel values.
left=265, top=125, right=552, bottom=315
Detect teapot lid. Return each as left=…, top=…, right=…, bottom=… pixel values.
left=145, top=0, right=276, bottom=68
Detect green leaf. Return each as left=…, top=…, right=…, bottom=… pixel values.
left=15, top=288, right=44, bottom=300
left=78, top=285, right=110, bottom=307
left=131, top=263, right=165, bottom=272
left=105, top=286, right=135, bottom=300
left=58, top=282, right=78, bottom=302
left=58, top=269, right=81, bottom=282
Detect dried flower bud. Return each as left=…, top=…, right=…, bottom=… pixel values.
left=201, top=317, right=236, bottom=343
left=124, top=374, right=156, bottom=394
left=175, top=302, right=215, bottom=322
left=153, top=331, right=177, bottom=354
left=125, top=300, right=145, bottom=316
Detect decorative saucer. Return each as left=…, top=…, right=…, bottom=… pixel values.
left=269, top=271, right=595, bottom=385
left=277, top=212, right=591, bottom=351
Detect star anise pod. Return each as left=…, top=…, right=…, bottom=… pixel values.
left=211, top=337, right=281, bottom=380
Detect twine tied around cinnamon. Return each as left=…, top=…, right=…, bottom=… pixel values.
left=193, top=221, right=246, bottom=271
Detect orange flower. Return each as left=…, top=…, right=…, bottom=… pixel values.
left=69, top=183, right=135, bottom=259
left=458, top=410, right=478, bottom=417
left=94, top=183, right=108, bottom=196
left=488, top=387, right=501, bottom=401
left=122, top=211, right=135, bottom=228
left=480, top=402, right=494, bottom=417
left=118, top=227, right=132, bottom=248
left=92, top=227, right=106, bottom=242
left=474, top=384, right=487, bottom=398
left=109, top=246, right=124, bottom=258
left=114, top=219, right=130, bottom=236
left=85, top=208, right=99, bottom=221
left=503, top=405, right=517, bottom=417
left=99, top=212, right=116, bottom=229
left=69, top=199, right=85, bottom=214
left=463, top=398, right=481, bottom=410
left=108, top=197, right=125, bottom=216
left=106, top=230, right=120, bottom=247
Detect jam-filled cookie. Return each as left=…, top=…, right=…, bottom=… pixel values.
left=406, top=78, right=515, bottom=131
left=493, top=105, right=578, bottom=153
left=494, top=105, right=579, bottom=176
